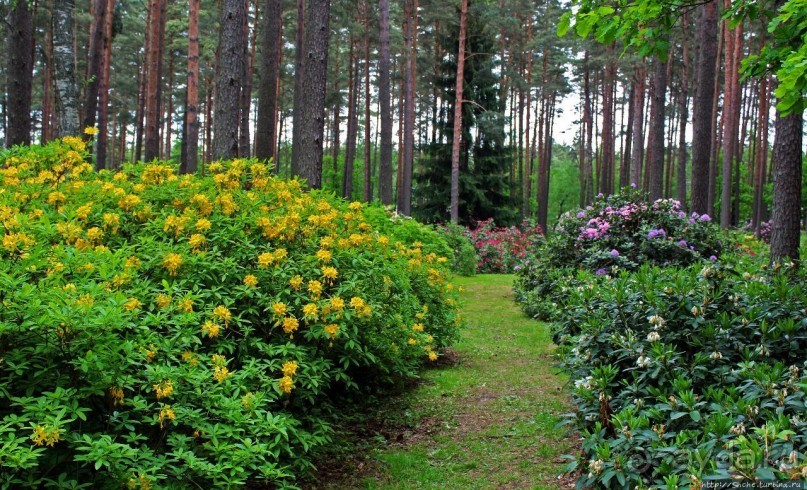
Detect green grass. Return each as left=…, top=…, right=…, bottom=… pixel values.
left=310, top=274, right=573, bottom=489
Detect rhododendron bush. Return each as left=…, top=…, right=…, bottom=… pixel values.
left=466, top=219, right=542, bottom=274
left=0, top=138, right=461, bottom=488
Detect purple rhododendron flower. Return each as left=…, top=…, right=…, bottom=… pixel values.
left=595, top=268, right=607, bottom=275
left=709, top=255, right=717, bottom=261
left=610, top=249, right=619, bottom=257
left=577, top=211, right=586, bottom=218
left=699, top=214, right=711, bottom=222
left=678, top=240, right=687, bottom=247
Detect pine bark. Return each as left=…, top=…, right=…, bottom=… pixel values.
left=144, top=0, right=164, bottom=161
left=648, top=57, right=667, bottom=201
left=181, top=0, right=201, bottom=173
left=378, top=0, right=394, bottom=204
left=95, top=0, right=115, bottom=169
left=398, top=0, right=417, bottom=215
left=630, top=62, right=646, bottom=188
left=213, top=0, right=247, bottom=160
left=53, top=0, right=80, bottom=137
left=343, top=40, right=358, bottom=199
left=82, top=0, right=107, bottom=136
left=676, top=39, right=689, bottom=207
left=770, top=108, right=803, bottom=261
left=363, top=0, right=372, bottom=202
left=255, top=0, right=282, bottom=162
left=292, top=0, right=330, bottom=188
left=450, top=0, right=468, bottom=223
left=6, top=0, right=34, bottom=146
left=290, top=0, right=306, bottom=172
left=600, top=45, right=616, bottom=196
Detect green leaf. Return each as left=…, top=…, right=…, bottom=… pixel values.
left=557, top=12, right=572, bottom=37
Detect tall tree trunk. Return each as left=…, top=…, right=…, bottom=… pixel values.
left=621, top=82, right=635, bottom=188
left=135, top=1, right=150, bottom=162
left=343, top=39, right=358, bottom=199
left=720, top=17, right=742, bottom=228
left=690, top=0, right=717, bottom=213
left=144, top=0, right=164, bottom=161
left=600, top=44, right=616, bottom=196
left=82, top=0, right=107, bottom=137
left=449, top=0, right=468, bottom=223
left=239, top=0, right=256, bottom=158
left=53, top=0, right=79, bottom=137
left=331, top=53, right=341, bottom=190
left=707, top=20, right=724, bottom=215
left=676, top=40, right=689, bottom=207
left=630, top=62, right=646, bottom=188
left=648, top=57, right=667, bottom=201
left=255, top=0, right=281, bottom=163
left=770, top=107, right=803, bottom=261
left=290, top=0, right=306, bottom=172
left=523, top=19, right=534, bottom=217
left=377, top=0, right=393, bottom=204
left=96, top=0, right=115, bottom=169
left=181, top=0, right=201, bottom=173
left=213, top=0, right=247, bottom=160
left=398, top=0, right=417, bottom=215
left=752, top=75, right=769, bottom=234
left=293, top=0, right=330, bottom=188
left=363, top=0, right=372, bottom=201
left=6, top=0, right=34, bottom=146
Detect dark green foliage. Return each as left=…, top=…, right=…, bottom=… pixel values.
left=414, top=0, right=517, bottom=226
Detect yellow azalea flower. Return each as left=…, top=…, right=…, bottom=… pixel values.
left=153, top=380, right=174, bottom=399
left=278, top=375, right=294, bottom=393
left=124, top=298, right=141, bottom=311
left=211, top=354, right=227, bottom=367
left=202, top=321, right=220, bottom=338
left=243, top=274, right=258, bottom=287
left=302, top=303, right=318, bottom=319
left=348, top=201, right=362, bottom=211
left=377, top=236, right=389, bottom=246
left=181, top=351, right=198, bottom=366
left=213, top=366, right=232, bottom=383
left=350, top=297, right=365, bottom=309
left=109, top=386, right=124, bottom=406
left=320, top=236, right=334, bottom=248
left=289, top=275, right=303, bottom=290
left=84, top=126, right=99, bottom=136
left=428, top=351, right=438, bottom=361
left=84, top=230, right=104, bottom=248
left=329, top=296, right=345, bottom=311
left=195, top=217, right=211, bottom=232
left=163, top=253, right=183, bottom=276
left=324, top=323, right=340, bottom=339
left=31, top=424, right=60, bottom=447
left=272, top=302, right=287, bottom=317
left=158, top=405, right=175, bottom=428
left=241, top=392, right=256, bottom=408
left=188, top=233, right=206, bottom=250
left=282, top=361, right=298, bottom=376
left=47, top=191, right=66, bottom=205
left=307, top=280, right=323, bottom=298
left=282, top=316, right=299, bottom=334
left=408, top=338, right=417, bottom=345
left=178, top=297, right=193, bottom=312
left=412, top=323, right=424, bottom=332
left=274, top=248, right=288, bottom=260
left=321, top=266, right=338, bottom=284
left=315, top=249, right=332, bottom=263
left=156, top=294, right=172, bottom=309
left=258, top=251, right=274, bottom=268
left=212, top=305, right=231, bottom=324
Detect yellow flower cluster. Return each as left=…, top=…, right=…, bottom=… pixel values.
left=163, top=253, right=183, bottom=276
left=278, top=360, right=299, bottom=394
left=153, top=380, right=174, bottom=399
left=31, top=424, right=61, bottom=447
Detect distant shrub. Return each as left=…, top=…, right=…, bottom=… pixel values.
left=515, top=188, right=723, bottom=319
left=468, top=219, right=542, bottom=274
left=436, top=223, right=478, bottom=276
left=0, top=138, right=461, bottom=488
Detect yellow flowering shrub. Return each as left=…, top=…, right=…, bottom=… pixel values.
left=0, top=139, right=461, bottom=488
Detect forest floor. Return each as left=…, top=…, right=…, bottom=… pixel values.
left=307, top=274, right=576, bottom=490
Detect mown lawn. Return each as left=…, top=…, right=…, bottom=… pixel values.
left=309, top=274, right=574, bottom=489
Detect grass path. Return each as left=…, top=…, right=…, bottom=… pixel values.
left=312, top=274, right=574, bottom=489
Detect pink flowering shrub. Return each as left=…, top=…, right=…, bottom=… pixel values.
left=467, top=219, right=543, bottom=273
